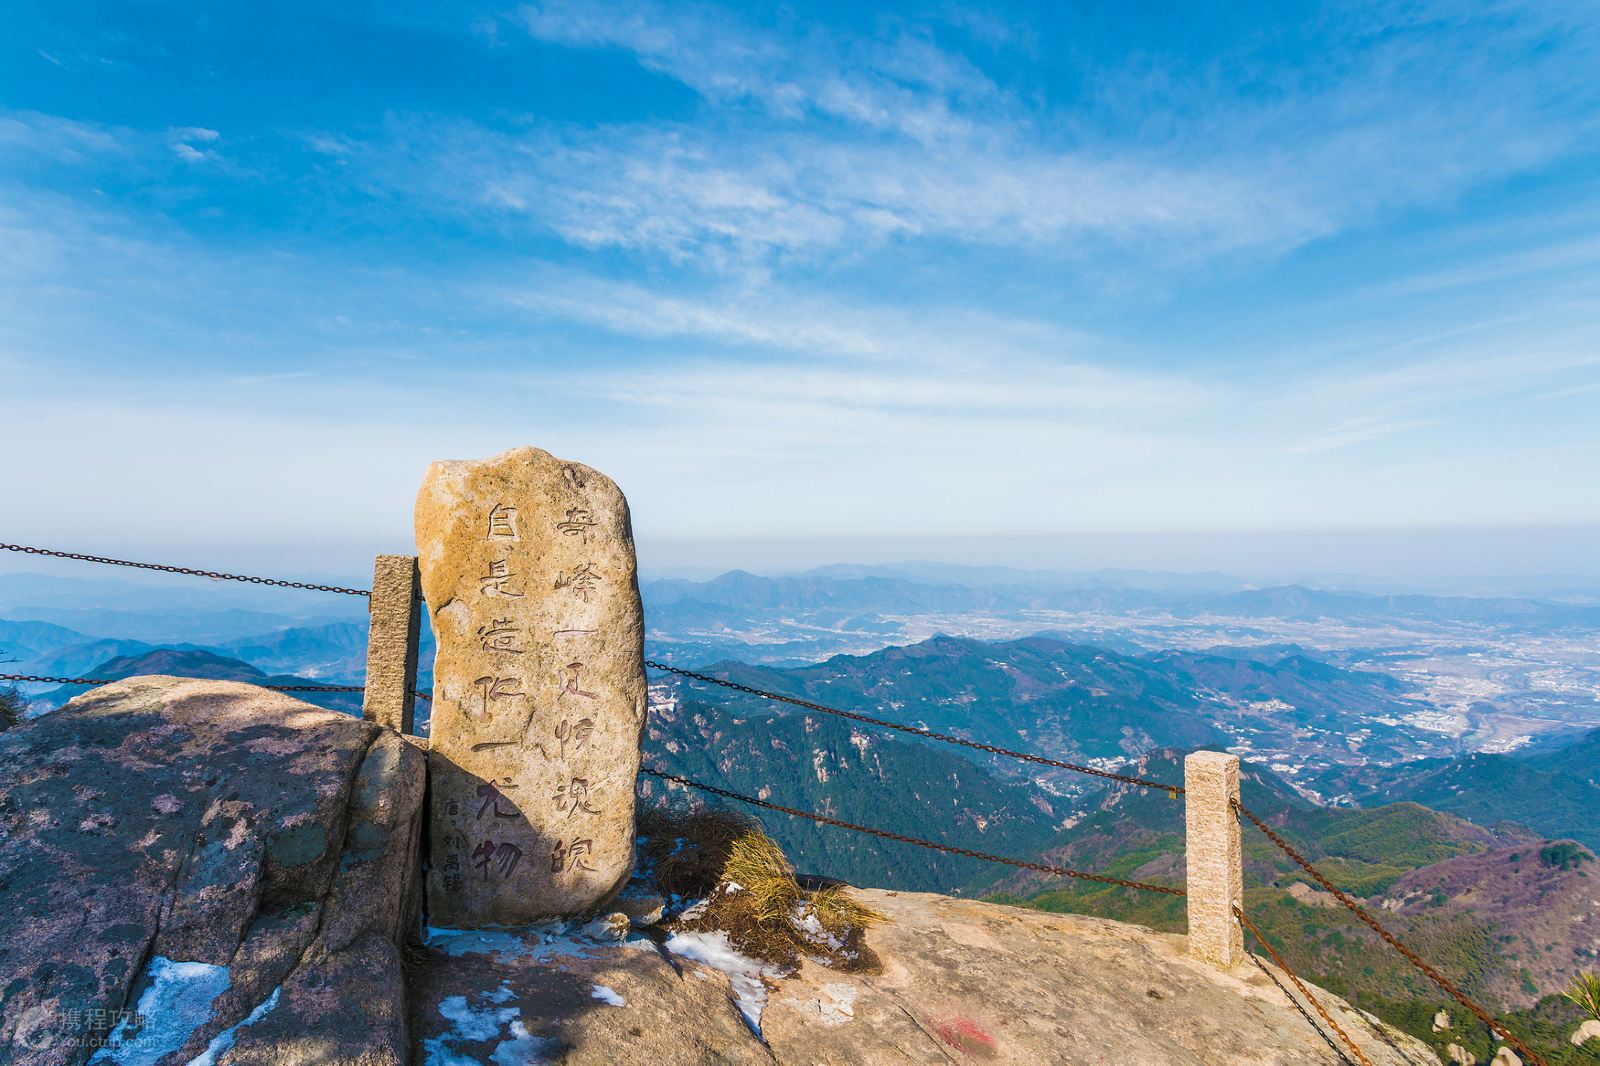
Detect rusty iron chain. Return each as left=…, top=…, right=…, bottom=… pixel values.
left=639, top=764, right=1186, bottom=897
left=646, top=660, right=1184, bottom=795
left=266, top=684, right=365, bottom=693
left=0, top=542, right=370, bottom=596
left=1233, top=800, right=1544, bottom=1066
left=1236, top=906, right=1372, bottom=1066
left=3, top=672, right=432, bottom=702
left=1, top=673, right=368, bottom=695
left=1, top=673, right=119, bottom=686
left=1241, top=934, right=1358, bottom=1066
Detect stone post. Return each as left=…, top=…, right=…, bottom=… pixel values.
left=1185, top=750, right=1244, bottom=969
left=416, top=446, right=646, bottom=926
left=362, top=554, right=421, bottom=735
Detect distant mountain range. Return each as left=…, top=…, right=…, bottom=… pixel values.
left=642, top=689, right=1061, bottom=892
left=3, top=616, right=434, bottom=701
left=0, top=571, right=367, bottom=644
left=665, top=633, right=1446, bottom=786
left=641, top=570, right=1600, bottom=630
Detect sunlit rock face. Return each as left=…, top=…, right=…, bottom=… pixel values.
left=416, top=445, right=646, bottom=926
left=0, top=677, right=425, bottom=1065
left=407, top=888, right=1442, bottom=1066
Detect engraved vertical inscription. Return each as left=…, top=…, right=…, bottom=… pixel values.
left=417, top=446, right=647, bottom=925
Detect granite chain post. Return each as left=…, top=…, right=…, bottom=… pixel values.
left=1185, top=750, right=1245, bottom=968
left=363, top=554, right=422, bottom=735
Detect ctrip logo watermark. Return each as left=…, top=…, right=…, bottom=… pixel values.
left=10, top=1005, right=152, bottom=1053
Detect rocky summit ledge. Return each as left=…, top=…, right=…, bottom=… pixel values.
left=413, top=888, right=1438, bottom=1065
left=0, top=677, right=1439, bottom=1065
left=0, top=676, right=427, bottom=1066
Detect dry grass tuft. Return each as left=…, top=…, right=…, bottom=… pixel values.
left=723, top=830, right=802, bottom=924
left=639, top=808, right=884, bottom=971
left=638, top=806, right=758, bottom=901
left=808, top=883, right=886, bottom=930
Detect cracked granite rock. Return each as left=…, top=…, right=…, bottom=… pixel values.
left=0, top=677, right=424, bottom=1065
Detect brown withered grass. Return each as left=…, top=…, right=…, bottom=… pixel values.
left=637, top=806, right=755, bottom=900
left=640, top=807, right=883, bottom=970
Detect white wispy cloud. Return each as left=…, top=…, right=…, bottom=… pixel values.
left=0, top=110, right=125, bottom=164
left=349, top=0, right=1600, bottom=279
left=0, top=110, right=229, bottom=170
left=516, top=0, right=998, bottom=143
left=1281, top=416, right=1441, bottom=454
left=499, top=274, right=1091, bottom=365
left=168, top=126, right=221, bottom=163
left=377, top=117, right=1315, bottom=269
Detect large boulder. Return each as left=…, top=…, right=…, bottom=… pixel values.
left=0, top=677, right=425, bottom=1065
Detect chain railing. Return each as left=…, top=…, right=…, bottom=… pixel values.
left=1236, top=905, right=1371, bottom=1066
left=640, top=765, right=1185, bottom=896
left=1, top=672, right=370, bottom=696
left=1234, top=800, right=1543, bottom=1066
left=646, top=659, right=1184, bottom=795
left=0, top=542, right=370, bottom=596
left=0, top=673, right=418, bottom=700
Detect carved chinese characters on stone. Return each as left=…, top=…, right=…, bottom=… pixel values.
left=417, top=446, right=647, bottom=925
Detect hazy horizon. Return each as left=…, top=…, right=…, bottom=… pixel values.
left=4, top=520, right=1600, bottom=599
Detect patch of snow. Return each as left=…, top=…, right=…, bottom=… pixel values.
left=789, top=904, right=844, bottom=950
left=424, top=982, right=557, bottom=1066
left=189, top=986, right=281, bottom=1066
left=490, top=1020, right=555, bottom=1066
left=664, top=930, right=782, bottom=1037
left=590, top=984, right=625, bottom=1006
left=436, top=993, right=510, bottom=1042
left=89, top=957, right=231, bottom=1066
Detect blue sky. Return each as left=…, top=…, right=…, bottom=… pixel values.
left=3, top=1, right=1599, bottom=577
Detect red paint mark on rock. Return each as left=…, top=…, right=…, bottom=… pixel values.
left=930, top=1016, right=997, bottom=1057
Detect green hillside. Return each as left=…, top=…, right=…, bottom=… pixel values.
left=1321, top=740, right=1600, bottom=852
left=686, top=634, right=1227, bottom=769
left=642, top=695, right=1061, bottom=892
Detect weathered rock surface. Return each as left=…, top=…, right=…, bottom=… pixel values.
left=411, top=925, right=770, bottom=1065
left=417, top=445, right=647, bottom=925
left=763, top=890, right=1437, bottom=1064
left=0, top=677, right=425, bottom=1065
left=411, top=888, right=1439, bottom=1065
